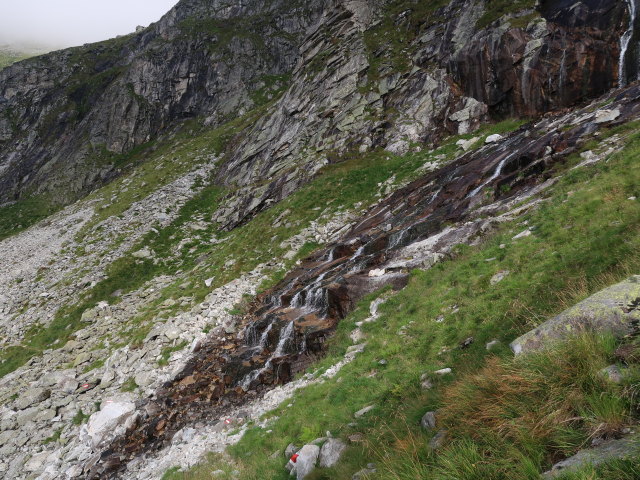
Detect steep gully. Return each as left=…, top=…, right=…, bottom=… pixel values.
left=90, top=82, right=640, bottom=478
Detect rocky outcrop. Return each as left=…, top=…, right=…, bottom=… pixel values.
left=449, top=0, right=628, bottom=116
left=511, top=275, right=640, bottom=355
left=543, top=432, right=640, bottom=478
left=1, top=0, right=640, bottom=478
left=0, top=0, right=324, bottom=205
left=214, top=0, right=632, bottom=230
left=0, top=0, right=634, bottom=227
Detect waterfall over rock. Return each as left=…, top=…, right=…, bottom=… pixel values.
left=619, top=0, right=638, bottom=86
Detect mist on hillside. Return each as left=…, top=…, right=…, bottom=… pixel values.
left=0, top=0, right=179, bottom=49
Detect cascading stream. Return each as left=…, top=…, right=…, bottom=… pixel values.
left=238, top=320, right=296, bottom=390
left=620, top=0, right=637, bottom=86
left=467, top=152, right=516, bottom=198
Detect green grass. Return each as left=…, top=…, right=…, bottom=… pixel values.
left=42, top=427, right=63, bottom=445
left=362, top=0, right=449, bottom=83
left=120, top=377, right=139, bottom=392
left=72, top=409, right=91, bottom=426
left=476, top=0, right=537, bottom=30
left=0, top=118, right=553, bottom=385
left=0, top=51, right=32, bottom=69
left=159, top=341, right=189, bottom=366
left=427, top=334, right=636, bottom=479
left=161, top=453, right=247, bottom=480
left=172, top=121, right=640, bottom=479
left=83, top=358, right=106, bottom=373
left=250, top=74, right=291, bottom=107
left=0, top=194, right=60, bottom=241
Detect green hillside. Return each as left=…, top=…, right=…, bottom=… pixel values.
left=0, top=50, right=29, bottom=69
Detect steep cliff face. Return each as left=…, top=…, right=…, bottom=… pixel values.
left=0, top=0, right=323, bottom=205
left=213, top=0, right=630, bottom=229
left=0, top=0, right=631, bottom=217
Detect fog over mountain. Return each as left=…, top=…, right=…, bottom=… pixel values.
left=0, top=0, right=179, bottom=48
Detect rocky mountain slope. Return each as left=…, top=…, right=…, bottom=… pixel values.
left=0, top=0, right=639, bottom=479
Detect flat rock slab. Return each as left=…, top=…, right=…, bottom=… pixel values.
left=14, top=388, right=50, bottom=411
left=294, top=444, right=320, bottom=480
left=511, top=275, right=640, bottom=355
left=354, top=405, right=375, bottom=418
left=85, top=401, right=135, bottom=447
left=543, top=433, right=640, bottom=478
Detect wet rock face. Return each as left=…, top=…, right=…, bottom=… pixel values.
left=540, top=0, right=622, bottom=29
left=448, top=0, right=627, bottom=117
left=214, top=0, right=633, bottom=231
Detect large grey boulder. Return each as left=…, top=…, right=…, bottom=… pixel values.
left=543, top=434, right=640, bottom=478
left=84, top=401, right=135, bottom=447
left=319, top=438, right=347, bottom=468
left=511, top=276, right=640, bottom=355
left=292, top=444, right=320, bottom=480
left=14, top=388, right=50, bottom=411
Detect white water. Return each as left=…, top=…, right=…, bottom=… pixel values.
left=468, top=152, right=515, bottom=198
left=291, top=272, right=328, bottom=311
left=239, top=367, right=263, bottom=391
left=239, top=320, right=295, bottom=389
left=274, top=321, right=295, bottom=356
left=389, top=228, right=409, bottom=249
left=558, top=47, right=567, bottom=92
left=326, top=247, right=336, bottom=262
left=257, top=323, right=273, bottom=348
left=290, top=290, right=303, bottom=308
left=620, top=0, right=637, bottom=86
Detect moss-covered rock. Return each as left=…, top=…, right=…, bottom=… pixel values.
left=511, top=275, right=640, bottom=355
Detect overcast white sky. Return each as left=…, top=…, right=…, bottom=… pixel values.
left=0, top=0, right=180, bottom=48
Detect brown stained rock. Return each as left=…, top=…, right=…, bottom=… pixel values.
left=511, top=276, right=640, bottom=355
left=451, top=5, right=624, bottom=119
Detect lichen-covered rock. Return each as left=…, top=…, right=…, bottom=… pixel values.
left=511, top=275, right=640, bottom=355
left=543, top=433, right=640, bottom=478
